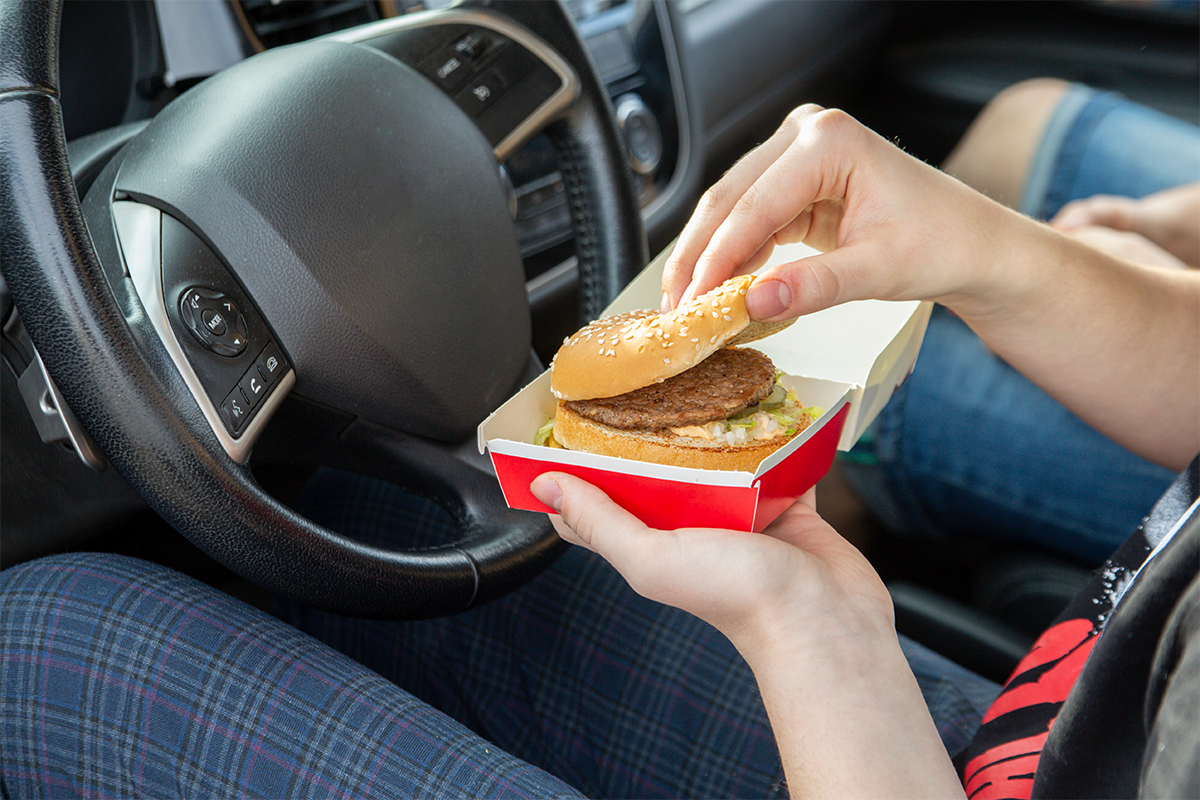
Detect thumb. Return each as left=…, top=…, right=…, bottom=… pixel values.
left=530, top=473, right=655, bottom=558
left=745, top=249, right=861, bottom=321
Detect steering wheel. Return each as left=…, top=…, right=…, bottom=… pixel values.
left=0, top=0, right=646, bottom=617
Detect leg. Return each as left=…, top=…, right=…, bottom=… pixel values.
left=942, top=78, right=1071, bottom=210
left=0, top=553, right=582, bottom=799
left=843, top=85, right=1197, bottom=563
left=945, top=79, right=1200, bottom=219
left=842, top=307, right=1177, bottom=564
left=282, top=470, right=1002, bottom=796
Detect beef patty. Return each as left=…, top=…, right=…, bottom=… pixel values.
left=565, top=347, right=776, bottom=430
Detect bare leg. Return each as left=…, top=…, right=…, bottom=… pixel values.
left=942, top=78, right=1071, bottom=208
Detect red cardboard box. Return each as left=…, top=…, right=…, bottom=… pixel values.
left=478, top=243, right=932, bottom=531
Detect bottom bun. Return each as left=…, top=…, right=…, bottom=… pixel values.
left=553, top=402, right=799, bottom=472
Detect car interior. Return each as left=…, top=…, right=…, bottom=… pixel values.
left=2, top=0, right=1198, bottom=699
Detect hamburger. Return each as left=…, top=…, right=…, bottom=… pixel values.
left=539, top=276, right=822, bottom=471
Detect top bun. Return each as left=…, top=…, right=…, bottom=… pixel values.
left=550, top=275, right=794, bottom=401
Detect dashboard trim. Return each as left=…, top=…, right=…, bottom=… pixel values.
left=328, top=8, right=581, bottom=161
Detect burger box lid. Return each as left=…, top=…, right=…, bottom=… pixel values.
left=478, top=241, right=932, bottom=532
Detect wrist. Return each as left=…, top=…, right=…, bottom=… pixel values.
left=748, top=630, right=966, bottom=798
left=934, top=197, right=1060, bottom=324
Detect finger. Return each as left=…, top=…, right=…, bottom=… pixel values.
left=662, top=105, right=827, bottom=309
left=680, top=109, right=859, bottom=308
left=546, top=513, right=590, bottom=550
left=741, top=238, right=780, bottom=276
left=1051, top=195, right=1134, bottom=232
left=530, top=472, right=663, bottom=570
left=742, top=249, right=848, bottom=321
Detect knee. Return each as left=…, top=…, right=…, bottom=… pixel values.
left=982, top=78, right=1072, bottom=120
left=943, top=78, right=1075, bottom=206
left=0, top=552, right=192, bottom=631
left=2, top=551, right=156, bottom=594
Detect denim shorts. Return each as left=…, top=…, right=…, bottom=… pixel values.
left=841, top=88, right=1196, bottom=563
left=1022, top=83, right=1200, bottom=220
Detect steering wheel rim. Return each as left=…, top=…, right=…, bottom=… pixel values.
left=0, top=0, right=646, bottom=617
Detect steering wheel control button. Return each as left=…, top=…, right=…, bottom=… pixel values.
left=457, top=72, right=503, bottom=116
left=255, top=342, right=285, bottom=386
left=221, top=390, right=250, bottom=435
left=421, top=46, right=472, bottom=92
left=213, top=343, right=291, bottom=436
left=201, top=308, right=227, bottom=337
left=180, top=287, right=249, bottom=357
left=453, top=32, right=492, bottom=61
left=238, top=368, right=267, bottom=408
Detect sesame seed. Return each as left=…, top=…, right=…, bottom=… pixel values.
left=721, top=307, right=731, bottom=314
left=607, top=349, right=615, bottom=356
left=663, top=358, right=671, bottom=365
left=724, top=315, right=732, bottom=321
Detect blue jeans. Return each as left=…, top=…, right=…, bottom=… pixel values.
left=843, top=307, right=1178, bottom=564
left=842, top=87, right=1196, bottom=564
left=1023, top=84, right=1200, bottom=221
left=0, top=474, right=1001, bottom=798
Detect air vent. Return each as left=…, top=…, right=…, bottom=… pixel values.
left=235, top=0, right=388, bottom=50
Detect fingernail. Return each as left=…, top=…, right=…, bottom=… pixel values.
left=660, top=292, right=671, bottom=315
left=747, top=279, right=791, bottom=320
left=530, top=475, right=563, bottom=512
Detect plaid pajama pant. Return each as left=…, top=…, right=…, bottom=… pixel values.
left=1, top=469, right=998, bottom=798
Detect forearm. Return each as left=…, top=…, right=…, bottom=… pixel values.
left=744, top=629, right=965, bottom=799
left=947, top=200, right=1200, bottom=471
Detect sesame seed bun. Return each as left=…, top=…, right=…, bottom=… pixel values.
left=549, top=275, right=794, bottom=401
